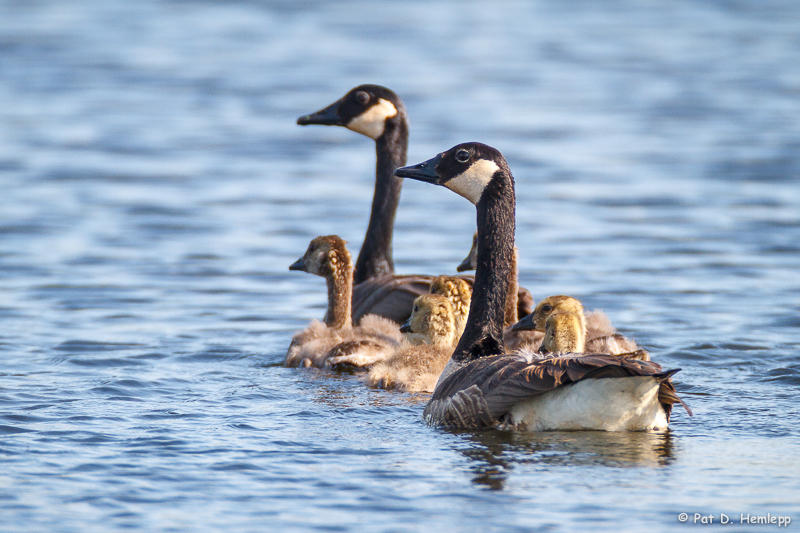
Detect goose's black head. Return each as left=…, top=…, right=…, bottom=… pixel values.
left=395, top=142, right=507, bottom=205
left=297, top=84, right=404, bottom=140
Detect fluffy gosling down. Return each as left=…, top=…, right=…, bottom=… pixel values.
left=513, top=295, right=649, bottom=360
left=428, top=275, right=472, bottom=341
left=367, top=294, right=457, bottom=393
left=285, top=236, right=401, bottom=369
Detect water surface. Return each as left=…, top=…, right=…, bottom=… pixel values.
left=1, top=1, right=799, bottom=531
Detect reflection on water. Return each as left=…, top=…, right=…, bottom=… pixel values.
left=451, top=429, right=675, bottom=490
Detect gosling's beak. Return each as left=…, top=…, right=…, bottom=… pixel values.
left=289, top=257, right=306, bottom=271
left=510, top=312, right=536, bottom=331
left=399, top=318, right=413, bottom=333
left=394, top=153, right=443, bottom=184
left=297, top=97, right=344, bottom=126
left=537, top=343, right=549, bottom=354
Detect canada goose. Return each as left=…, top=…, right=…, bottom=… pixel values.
left=533, top=310, right=687, bottom=412
left=458, top=233, right=543, bottom=352
left=297, top=85, right=534, bottom=324
left=285, top=235, right=401, bottom=368
left=428, top=275, right=472, bottom=340
left=367, top=294, right=457, bottom=393
left=395, top=142, right=691, bottom=430
left=512, top=295, right=649, bottom=360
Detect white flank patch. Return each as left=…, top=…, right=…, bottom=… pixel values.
left=444, top=160, right=500, bottom=204
left=505, top=376, right=669, bottom=431
left=345, top=98, right=397, bottom=140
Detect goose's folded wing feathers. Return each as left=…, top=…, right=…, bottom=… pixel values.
left=352, top=274, right=535, bottom=325
left=424, top=354, right=687, bottom=428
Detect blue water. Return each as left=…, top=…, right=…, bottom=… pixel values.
left=1, top=1, right=799, bottom=531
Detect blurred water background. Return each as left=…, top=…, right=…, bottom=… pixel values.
left=1, top=0, right=799, bottom=531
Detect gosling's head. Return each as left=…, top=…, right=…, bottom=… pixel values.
left=297, top=84, right=406, bottom=141
left=540, top=311, right=586, bottom=354
left=511, top=295, right=584, bottom=332
left=429, top=275, right=472, bottom=311
left=289, top=235, right=352, bottom=280
left=400, top=294, right=456, bottom=346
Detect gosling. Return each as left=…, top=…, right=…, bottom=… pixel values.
left=285, top=236, right=401, bottom=368
left=515, top=295, right=649, bottom=360
left=367, top=294, right=457, bottom=393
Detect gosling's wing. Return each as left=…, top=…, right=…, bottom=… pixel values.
left=325, top=338, right=395, bottom=369
left=586, top=334, right=649, bottom=360
left=424, top=354, right=686, bottom=428
left=352, top=275, right=432, bottom=325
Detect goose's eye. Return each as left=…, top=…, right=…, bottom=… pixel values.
left=355, top=91, right=370, bottom=105
left=455, top=149, right=470, bottom=163
left=542, top=305, right=552, bottom=313
left=413, top=305, right=419, bottom=313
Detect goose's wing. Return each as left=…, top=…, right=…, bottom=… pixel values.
left=352, top=274, right=432, bottom=325
left=423, top=354, right=687, bottom=428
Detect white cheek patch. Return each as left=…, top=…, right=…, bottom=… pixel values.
left=345, top=98, right=398, bottom=140
left=444, top=160, right=500, bottom=204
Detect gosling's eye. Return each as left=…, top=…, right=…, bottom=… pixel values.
left=542, top=305, right=552, bottom=313
left=413, top=305, right=419, bottom=313
left=355, top=91, right=370, bottom=105
left=455, top=149, right=470, bottom=163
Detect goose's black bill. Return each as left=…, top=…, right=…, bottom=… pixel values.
left=394, top=154, right=442, bottom=184
left=456, top=257, right=473, bottom=272
left=297, top=99, right=344, bottom=126
left=289, top=257, right=306, bottom=271
left=510, top=312, right=536, bottom=331
left=399, top=318, right=413, bottom=333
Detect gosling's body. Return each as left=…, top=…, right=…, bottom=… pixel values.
left=367, top=294, right=456, bottom=393
left=513, top=295, right=649, bottom=360
left=285, top=236, right=401, bottom=368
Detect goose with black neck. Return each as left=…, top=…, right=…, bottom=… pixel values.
left=395, top=143, right=691, bottom=431
left=298, top=85, right=533, bottom=325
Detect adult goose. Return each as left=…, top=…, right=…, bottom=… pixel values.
left=297, top=85, right=533, bottom=324
left=395, top=143, right=691, bottom=430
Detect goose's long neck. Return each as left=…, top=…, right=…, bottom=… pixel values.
left=353, top=116, right=408, bottom=284
left=325, top=261, right=353, bottom=330
left=451, top=173, right=515, bottom=363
